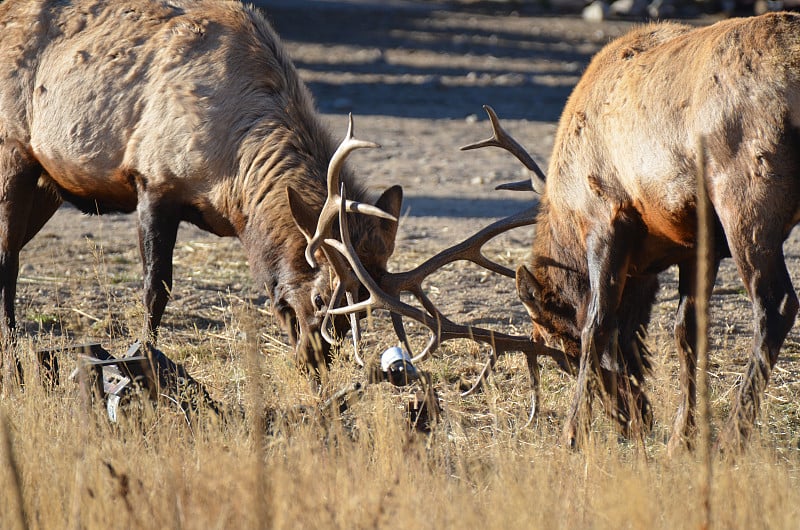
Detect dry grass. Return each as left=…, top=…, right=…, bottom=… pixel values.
left=2, top=208, right=800, bottom=529
left=2, top=343, right=800, bottom=530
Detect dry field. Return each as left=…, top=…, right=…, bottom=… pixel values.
left=3, top=1, right=800, bottom=528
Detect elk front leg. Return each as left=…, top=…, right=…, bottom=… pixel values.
left=0, top=151, right=42, bottom=335
left=668, top=257, right=720, bottom=456
left=136, top=187, right=180, bottom=342
left=0, top=143, right=59, bottom=384
left=598, top=274, right=658, bottom=439
left=563, top=226, right=633, bottom=449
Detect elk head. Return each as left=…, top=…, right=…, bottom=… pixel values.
left=281, top=115, right=402, bottom=372
left=314, top=108, right=571, bottom=420
left=465, top=106, right=655, bottom=436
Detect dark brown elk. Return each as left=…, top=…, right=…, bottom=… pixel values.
left=501, top=13, right=800, bottom=451
left=0, top=0, right=403, bottom=373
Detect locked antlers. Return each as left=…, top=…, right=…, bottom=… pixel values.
left=314, top=111, right=569, bottom=398
left=289, top=114, right=397, bottom=366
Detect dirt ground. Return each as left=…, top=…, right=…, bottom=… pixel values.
left=14, top=1, right=800, bottom=437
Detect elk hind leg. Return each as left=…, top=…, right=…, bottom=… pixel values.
left=0, top=145, right=58, bottom=384
left=722, top=250, right=796, bottom=450
left=717, top=199, right=798, bottom=451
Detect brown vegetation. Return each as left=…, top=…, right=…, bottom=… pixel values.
left=1, top=2, right=800, bottom=528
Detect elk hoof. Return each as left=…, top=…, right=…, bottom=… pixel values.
left=716, top=421, right=748, bottom=456
left=666, top=433, right=692, bottom=458
left=563, top=423, right=579, bottom=450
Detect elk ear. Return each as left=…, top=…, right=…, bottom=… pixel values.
left=374, top=185, right=403, bottom=251
left=516, top=264, right=542, bottom=319
left=287, top=186, right=316, bottom=242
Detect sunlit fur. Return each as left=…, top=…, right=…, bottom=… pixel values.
left=0, top=0, right=401, bottom=371
left=518, top=13, right=800, bottom=449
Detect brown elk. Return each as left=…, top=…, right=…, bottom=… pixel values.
left=500, top=13, right=800, bottom=451
left=0, top=0, right=403, bottom=373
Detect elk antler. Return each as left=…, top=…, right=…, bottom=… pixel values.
left=460, top=105, right=547, bottom=195
left=314, top=111, right=566, bottom=401
left=323, top=184, right=572, bottom=395
left=298, top=114, right=398, bottom=366
left=304, top=113, right=397, bottom=269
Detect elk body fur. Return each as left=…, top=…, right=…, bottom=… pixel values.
left=515, top=13, right=800, bottom=450
left=0, top=0, right=402, bottom=370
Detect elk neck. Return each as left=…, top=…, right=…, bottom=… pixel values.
left=530, top=197, right=590, bottom=319
left=233, top=116, right=370, bottom=295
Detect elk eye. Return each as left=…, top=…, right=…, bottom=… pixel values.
left=313, top=294, right=325, bottom=311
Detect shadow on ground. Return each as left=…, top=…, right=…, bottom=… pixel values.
left=253, top=0, right=596, bottom=119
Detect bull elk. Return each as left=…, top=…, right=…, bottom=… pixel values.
left=488, top=13, right=800, bottom=451
left=0, top=0, right=403, bottom=373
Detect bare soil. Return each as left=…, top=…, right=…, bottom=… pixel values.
left=16, top=2, right=800, bottom=444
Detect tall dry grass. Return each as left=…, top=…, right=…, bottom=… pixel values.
left=2, top=209, right=800, bottom=529
left=2, top=325, right=800, bottom=529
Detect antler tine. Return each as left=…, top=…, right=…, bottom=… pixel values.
left=320, top=281, right=345, bottom=345
left=390, top=312, right=415, bottom=357
left=460, top=105, right=547, bottom=195
left=390, top=203, right=540, bottom=283
left=495, top=180, right=534, bottom=192
left=345, top=290, right=363, bottom=366
left=461, top=352, right=497, bottom=397
left=325, top=114, right=379, bottom=196
left=320, top=281, right=366, bottom=366
left=305, top=114, right=392, bottom=268
left=322, top=188, right=441, bottom=344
